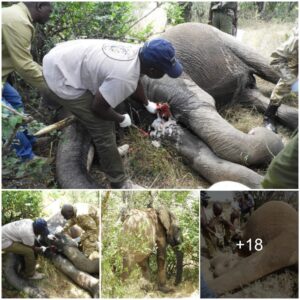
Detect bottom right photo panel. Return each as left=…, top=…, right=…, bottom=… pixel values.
left=201, top=190, right=298, bottom=298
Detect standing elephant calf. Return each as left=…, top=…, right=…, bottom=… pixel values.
left=121, top=207, right=183, bottom=292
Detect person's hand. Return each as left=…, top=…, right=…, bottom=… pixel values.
left=40, top=246, right=47, bottom=253
left=55, top=226, right=63, bottom=234
left=47, top=234, right=57, bottom=241
left=145, top=101, right=157, bottom=114
left=72, top=237, right=81, bottom=247
left=119, top=114, right=131, bottom=128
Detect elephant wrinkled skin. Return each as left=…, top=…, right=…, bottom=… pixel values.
left=121, top=208, right=183, bottom=292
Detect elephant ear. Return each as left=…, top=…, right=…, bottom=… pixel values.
left=157, top=207, right=172, bottom=233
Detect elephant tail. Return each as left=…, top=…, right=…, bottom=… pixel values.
left=226, top=35, right=280, bottom=84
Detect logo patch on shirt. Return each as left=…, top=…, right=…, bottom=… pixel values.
left=102, top=42, right=138, bottom=61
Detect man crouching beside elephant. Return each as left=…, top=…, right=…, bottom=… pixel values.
left=56, top=203, right=99, bottom=260
left=121, top=207, right=183, bottom=293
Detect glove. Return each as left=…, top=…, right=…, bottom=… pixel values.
left=73, top=237, right=81, bottom=243
left=55, top=226, right=63, bottom=234
left=119, top=114, right=131, bottom=128
left=145, top=101, right=157, bottom=114
left=40, top=246, right=47, bottom=253
left=71, top=237, right=81, bottom=247
left=47, top=234, right=57, bottom=241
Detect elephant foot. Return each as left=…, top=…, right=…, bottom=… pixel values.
left=158, top=285, right=174, bottom=293
left=139, top=278, right=153, bottom=292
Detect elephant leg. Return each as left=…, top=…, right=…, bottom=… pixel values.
left=157, top=246, right=173, bottom=293
left=151, top=121, right=263, bottom=188
left=51, top=254, right=99, bottom=297
left=207, top=236, right=297, bottom=295
left=240, top=88, right=298, bottom=130
left=138, top=258, right=151, bottom=280
left=121, top=256, right=134, bottom=281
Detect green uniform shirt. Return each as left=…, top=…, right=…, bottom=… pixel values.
left=261, top=132, right=298, bottom=189
left=63, top=204, right=99, bottom=234
left=2, top=3, right=46, bottom=90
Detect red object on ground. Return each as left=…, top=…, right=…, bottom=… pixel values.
left=132, top=124, right=149, bottom=137
left=157, top=103, right=171, bottom=119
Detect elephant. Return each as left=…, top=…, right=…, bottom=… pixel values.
left=45, top=212, right=99, bottom=297
left=55, top=23, right=297, bottom=188
left=121, top=207, right=183, bottom=293
left=206, top=201, right=298, bottom=295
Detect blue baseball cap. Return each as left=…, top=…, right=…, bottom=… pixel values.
left=141, top=38, right=183, bottom=78
left=33, top=218, right=50, bottom=236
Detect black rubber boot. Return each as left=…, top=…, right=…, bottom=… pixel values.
left=263, top=104, right=279, bottom=133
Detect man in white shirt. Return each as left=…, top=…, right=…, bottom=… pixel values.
left=2, top=218, right=51, bottom=279
left=43, top=38, right=183, bottom=188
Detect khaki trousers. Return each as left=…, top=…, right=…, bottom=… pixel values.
left=4, top=242, right=36, bottom=277
left=47, top=88, right=127, bottom=184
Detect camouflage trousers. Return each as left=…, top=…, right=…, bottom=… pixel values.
left=81, top=230, right=99, bottom=259
left=270, top=65, right=297, bottom=106
left=212, top=11, right=234, bottom=35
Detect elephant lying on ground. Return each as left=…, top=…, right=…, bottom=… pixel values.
left=46, top=212, right=99, bottom=297
left=207, top=201, right=298, bottom=295
left=56, top=23, right=297, bottom=188
left=121, top=207, right=183, bottom=293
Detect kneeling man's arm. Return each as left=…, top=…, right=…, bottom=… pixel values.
left=92, top=90, right=125, bottom=123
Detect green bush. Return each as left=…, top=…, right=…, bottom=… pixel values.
left=166, top=3, right=186, bottom=25
left=101, top=191, right=199, bottom=297
left=2, top=191, right=43, bottom=225
left=239, top=2, right=298, bottom=22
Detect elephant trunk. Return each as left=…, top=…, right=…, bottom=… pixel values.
left=3, top=253, right=48, bottom=298
left=173, top=246, right=184, bottom=285
left=56, top=121, right=101, bottom=188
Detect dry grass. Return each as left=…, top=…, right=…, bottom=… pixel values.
left=37, top=256, right=91, bottom=298
left=122, top=130, right=208, bottom=188
left=239, top=20, right=295, bottom=57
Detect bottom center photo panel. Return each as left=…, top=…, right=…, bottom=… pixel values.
left=101, top=190, right=200, bottom=298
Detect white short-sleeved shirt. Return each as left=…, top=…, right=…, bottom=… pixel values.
left=2, top=219, right=36, bottom=249
left=43, top=39, right=141, bottom=108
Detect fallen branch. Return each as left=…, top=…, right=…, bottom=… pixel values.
left=2, top=103, right=33, bottom=123
left=2, top=124, right=21, bottom=155
left=34, top=116, right=76, bottom=137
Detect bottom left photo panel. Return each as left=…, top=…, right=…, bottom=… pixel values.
left=1, top=190, right=100, bottom=298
